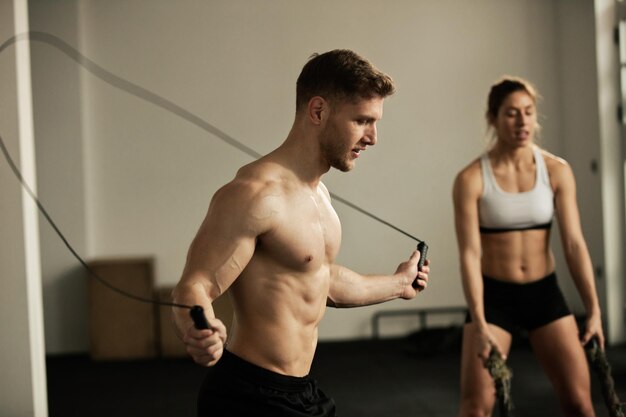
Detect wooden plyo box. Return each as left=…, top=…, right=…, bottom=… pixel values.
left=88, top=258, right=157, bottom=360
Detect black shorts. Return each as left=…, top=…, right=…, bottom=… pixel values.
left=197, top=349, right=336, bottom=417
left=466, top=272, right=572, bottom=334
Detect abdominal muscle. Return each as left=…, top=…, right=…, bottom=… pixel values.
left=223, top=256, right=331, bottom=377
left=480, top=229, right=555, bottom=283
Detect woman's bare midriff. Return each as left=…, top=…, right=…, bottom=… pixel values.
left=480, top=228, right=555, bottom=283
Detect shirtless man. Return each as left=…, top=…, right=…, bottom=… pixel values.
left=172, top=49, right=430, bottom=417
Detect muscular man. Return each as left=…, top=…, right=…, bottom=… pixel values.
left=172, top=49, right=430, bottom=417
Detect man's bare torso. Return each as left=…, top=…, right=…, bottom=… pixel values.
left=223, top=158, right=341, bottom=376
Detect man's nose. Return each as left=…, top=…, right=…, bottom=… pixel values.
left=364, top=124, right=377, bottom=145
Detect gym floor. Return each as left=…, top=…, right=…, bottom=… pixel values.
left=47, top=330, right=626, bottom=417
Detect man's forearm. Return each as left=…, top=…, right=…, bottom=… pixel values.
left=328, top=266, right=402, bottom=308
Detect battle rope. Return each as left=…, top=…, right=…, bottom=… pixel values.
left=484, top=348, right=514, bottom=417
left=585, top=337, right=625, bottom=417
left=484, top=338, right=626, bottom=417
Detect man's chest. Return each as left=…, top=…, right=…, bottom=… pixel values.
left=259, top=191, right=342, bottom=272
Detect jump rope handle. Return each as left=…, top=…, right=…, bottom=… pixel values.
left=412, top=241, right=429, bottom=289
left=190, top=305, right=211, bottom=330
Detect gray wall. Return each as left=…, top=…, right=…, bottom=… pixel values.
left=29, top=0, right=89, bottom=356
left=595, top=0, right=626, bottom=343
left=554, top=0, right=605, bottom=312
left=22, top=0, right=616, bottom=353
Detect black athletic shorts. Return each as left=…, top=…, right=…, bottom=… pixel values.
left=197, top=349, right=336, bottom=417
left=465, top=272, right=572, bottom=334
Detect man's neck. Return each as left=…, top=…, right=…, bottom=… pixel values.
left=271, top=127, right=329, bottom=188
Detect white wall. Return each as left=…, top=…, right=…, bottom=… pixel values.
left=24, top=0, right=619, bottom=351
left=0, top=0, right=48, bottom=415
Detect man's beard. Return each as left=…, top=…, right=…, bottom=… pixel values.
left=320, top=122, right=352, bottom=172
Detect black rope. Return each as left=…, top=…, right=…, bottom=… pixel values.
left=329, top=193, right=421, bottom=242
left=0, top=31, right=423, bottom=310
left=0, top=132, right=191, bottom=310
left=0, top=32, right=261, bottom=161
left=2, top=31, right=422, bottom=243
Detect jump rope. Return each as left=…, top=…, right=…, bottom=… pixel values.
left=0, top=32, right=428, bottom=331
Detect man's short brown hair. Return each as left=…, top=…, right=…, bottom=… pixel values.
left=296, top=49, right=395, bottom=111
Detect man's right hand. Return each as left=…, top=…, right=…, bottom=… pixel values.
left=183, top=318, right=227, bottom=367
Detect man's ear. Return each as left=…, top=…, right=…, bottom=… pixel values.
left=307, top=96, right=328, bottom=125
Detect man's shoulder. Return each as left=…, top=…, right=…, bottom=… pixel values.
left=213, top=162, right=290, bottom=210
left=205, top=168, right=288, bottom=236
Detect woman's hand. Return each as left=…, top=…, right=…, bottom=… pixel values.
left=581, top=311, right=605, bottom=350
left=475, top=325, right=506, bottom=363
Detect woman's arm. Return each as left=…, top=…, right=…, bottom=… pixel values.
left=550, top=156, right=604, bottom=347
left=453, top=163, right=486, bottom=326
left=453, top=161, right=503, bottom=359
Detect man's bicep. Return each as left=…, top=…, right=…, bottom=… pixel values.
left=186, top=213, right=258, bottom=291
left=182, top=191, right=265, bottom=293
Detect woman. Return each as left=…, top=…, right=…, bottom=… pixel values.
left=452, top=76, right=604, bottom=417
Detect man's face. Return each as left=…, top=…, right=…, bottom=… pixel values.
left=319, top=97, right=384, bottom=172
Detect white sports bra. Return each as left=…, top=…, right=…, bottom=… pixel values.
left=478, top=147, right=554, bottom=233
